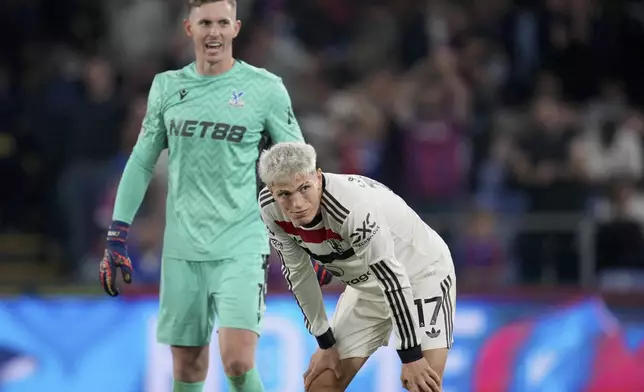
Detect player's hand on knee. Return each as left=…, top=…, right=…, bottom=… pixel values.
left=99, top=221, right=133, bottom=297
left=401, top=357, right=441, bottom=392
left=303, top=346, right=343, bottom=391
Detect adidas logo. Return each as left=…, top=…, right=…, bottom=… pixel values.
left=426, top=328, right=440, bottom=338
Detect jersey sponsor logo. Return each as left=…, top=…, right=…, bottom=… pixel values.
left=168, top=120, right=247, bottom=143
left=350, top=213, right=379, bottom=247
left=342, top=271, right=371, bottom=285
left=228, top=90, right=245, bottom=107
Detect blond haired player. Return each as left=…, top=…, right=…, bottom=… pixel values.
left=257, top=142, right=456, bottom=392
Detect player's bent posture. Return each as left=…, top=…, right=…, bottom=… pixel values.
left=97, top=1, right=306, bottom=391
left=258, top=143, right=457, bottom=392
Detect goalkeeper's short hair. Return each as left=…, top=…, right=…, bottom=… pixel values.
left=258, top=142, right=317, bottom=186
left=188, top=0, right=236, bottom=10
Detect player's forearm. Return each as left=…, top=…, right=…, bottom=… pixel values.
left=277, top=250, right=331, bottom=340
left=369, top=260, right=423, bottom=363
left=112, top=155, right=155, bottom=223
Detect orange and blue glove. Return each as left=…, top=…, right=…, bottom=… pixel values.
left=99, top=221, right=133, bottom=296
left=311, top=259, right=332, bottom=286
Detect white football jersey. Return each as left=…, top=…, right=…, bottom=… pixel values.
left=259, top=173, right=453, bottom=355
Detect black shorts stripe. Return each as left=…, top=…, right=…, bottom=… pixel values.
left=277, top=250, right=311, bottom=331
left=323, top=190, right=350, bottom=215
left=370, top=261, right=418, bottom=349
left=440, top=275, right=454, bottom=348
left=321, top=194, right=347, bottom=224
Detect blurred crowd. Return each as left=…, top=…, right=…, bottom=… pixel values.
left=2, top=0, right=644, bottom=291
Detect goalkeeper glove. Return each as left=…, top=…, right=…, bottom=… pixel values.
left=99, top=221, right=133, bottom=296
left=311, top=259, right=332, bottom=286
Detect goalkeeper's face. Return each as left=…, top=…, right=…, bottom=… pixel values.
left=184, top=1, right=241, bottom=64
left=271, top=171, right=323, bottom=227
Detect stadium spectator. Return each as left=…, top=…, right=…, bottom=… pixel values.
left=56, top=57, right=126, bottom=274
left=2, top=0, right=644, bottom=290
left=508, top=95, right=589, bottom=283
left=585, top=114, right=643, bottom=188
left=594, top=179, right=644, bottom=290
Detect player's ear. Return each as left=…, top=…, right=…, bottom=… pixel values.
left=233, top=20, right=242, bottom=38
left=183, top=19, right=193, bottom=38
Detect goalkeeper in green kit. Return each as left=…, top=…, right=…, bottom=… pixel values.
left=97, top=1, right=312, bottom=391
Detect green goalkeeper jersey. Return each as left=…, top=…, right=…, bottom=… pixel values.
left=113, top=60, right=304, bottom=260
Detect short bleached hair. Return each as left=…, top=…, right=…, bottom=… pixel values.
left=259, top=142, right=317, bottom=185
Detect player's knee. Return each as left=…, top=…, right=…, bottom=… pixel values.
left=222, top=355, right=254, bottom=377
left=218, top=328, right=258, bottom=376
left=308, top=369, right=347, bottom=392
left=171, top=345, right=209, bottom=382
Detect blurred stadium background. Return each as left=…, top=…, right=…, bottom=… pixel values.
left=1, top=0, right=644, bottom=391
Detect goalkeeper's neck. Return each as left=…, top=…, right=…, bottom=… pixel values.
left=196, top=56, right=235, bottom=76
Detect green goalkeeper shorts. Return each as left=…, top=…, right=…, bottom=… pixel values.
left=156, top=255, right=268, bottom=347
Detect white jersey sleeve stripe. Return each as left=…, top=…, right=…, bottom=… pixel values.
left=259, top=197, right=275, bottom=209
left=446, top=275, right=454, bottom=345
left=277, top=249, right=311, bottom=331
left=259, top=189, right=272, bottom=204
left=321, top=195, right=347, bottom=224
left=370, top=261, right=418, bottom=349
left=322, top=190, right=350, bottom=215
left=379, top=261, right=419, bottom=348
left=259, top=186, right=275, bottom=208
left=440, top=275, right=454, bottom=348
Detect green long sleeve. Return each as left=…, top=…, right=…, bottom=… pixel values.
left=112, top=154, right=156, bottom=223
left=112, top=75, right=167, bottom=223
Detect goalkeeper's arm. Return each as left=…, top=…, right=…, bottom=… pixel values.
left=112, top=75, right=167, bottom=224
left=264, top=79, right=305, bottom=143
